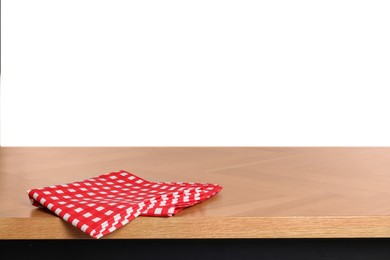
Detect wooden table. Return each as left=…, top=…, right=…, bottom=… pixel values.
left=1, top=147, right=390, bottom=239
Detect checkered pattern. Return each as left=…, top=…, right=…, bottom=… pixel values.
left=27, top=170, right=222, bottom=239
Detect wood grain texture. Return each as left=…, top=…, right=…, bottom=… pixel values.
left=1, top=147, right=390, bottom=239
left=3, top=216, right=390, bottom=239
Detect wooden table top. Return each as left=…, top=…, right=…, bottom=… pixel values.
left=1, top=147, right=390, bottom=239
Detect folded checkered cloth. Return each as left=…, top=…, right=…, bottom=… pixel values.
left=27, top=170, right=222, bottom=238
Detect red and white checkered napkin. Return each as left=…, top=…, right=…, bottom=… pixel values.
left=27, top=170, right=222, bottom=239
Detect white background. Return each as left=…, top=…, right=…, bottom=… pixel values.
left=1, top=0, right=390, bottom=146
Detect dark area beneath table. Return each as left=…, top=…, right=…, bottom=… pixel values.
left=1, top=238, right=390, bottom=260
